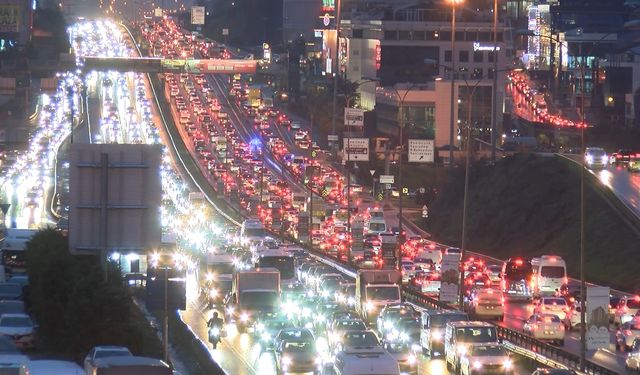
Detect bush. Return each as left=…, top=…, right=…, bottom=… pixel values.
left=25, top=229, right=162, bottom=360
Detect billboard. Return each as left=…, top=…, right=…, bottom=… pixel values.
left=440, top=253, right=460, bottom=304
left=343, top=137, right=369, bottom=161
left=0, top=5, right=20, bottom=33
left=191, top=6, right=205, bottom=25
left=586, top=286, right=610, bottom=350
left=408, top=139, right=435, bottom=163
left=69, top=144, right=162, bottom=255
left=344, top=107, right=364, bottom=127
left=161, top=59, right=257, bottom=74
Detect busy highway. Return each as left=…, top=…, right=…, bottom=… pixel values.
left=2, top=15, right=637, bottom=375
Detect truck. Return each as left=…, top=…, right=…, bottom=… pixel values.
left=1, top=229, right=37, bottom=275
left=248, top=85, right=261, bottom=108
left=355, top=270, right=402, bottom=323
left=228, top=269, right=280, bottom=332
left=203, top=253, right=235, bottom=305
left=89, top=356, right=171, bottom=375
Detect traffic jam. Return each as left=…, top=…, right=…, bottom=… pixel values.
left=135, top=18, right=640, bottom=375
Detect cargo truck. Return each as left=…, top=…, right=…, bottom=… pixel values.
left=89, top=356, right=171, bottom=375
left=356, top=270, right=402, bottom=324
left=228, top=268, right=280, bottom=332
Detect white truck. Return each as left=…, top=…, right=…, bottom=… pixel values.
left=204, top=253, right=235, bottom=305
left=355, top=270, right=402, bottom=324
left=333, top=349, right=400, bottom=375
left=228, top=269, right=280, bottom=333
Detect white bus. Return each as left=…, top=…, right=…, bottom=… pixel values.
left=240, top=218, right=266, bottom=247
left=531, top=255, right=567, bottom=296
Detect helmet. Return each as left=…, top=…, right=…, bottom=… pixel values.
left=212, top=311, right=219, bottom=319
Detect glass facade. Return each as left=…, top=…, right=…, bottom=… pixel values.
left=458, top=85, right=493, bottom=142
left=376, top=101, right=436, bottom=139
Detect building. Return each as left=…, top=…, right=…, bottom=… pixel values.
left=340, top=0, right=513, bottom=149
left=283, top=0, right=322, bottom=44
left=0, top=0, right=32, bottom=49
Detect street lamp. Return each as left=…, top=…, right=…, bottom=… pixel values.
left=330, top=0, right=343, bottom=159
left=448, top=0, right=463, bottom=167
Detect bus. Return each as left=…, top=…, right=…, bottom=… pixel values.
left=501, top=258, right=534, bottom=300
left=256, top=249, right=296, bottom=286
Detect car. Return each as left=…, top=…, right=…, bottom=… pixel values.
left=377, top=304, right=419, bottom=339
left=0, top=314, right=35, bottom=350
left=408, top=271, right=441, bottom=296
left=328, top=319, right=367, bottom=350
left=294, top=130, right=308, bottom=141
left=459, top=343, right=513, bottom=375
left=531, top=369, right=577, bottom=375
left=420, top=310, right=468, bottom=357
left=290, top=122, right=301, bottom=130
left=383, top=340, right=418, bottom=374
left=626, top=338, right=640, bottom=372
left=467, top=288, right=505, bottom=321
left=0, top=284, right=22, bottom=300
left=254, top=313, right=295, bottom=348
left=523, top=314, right=565, bottom=345
left=616, top=321, right=640, bottom=351
left=0, top=301, right=25, bottom=316
left=534, top=297, right=569, bottom=321
left=274, top=339, right=321, bottom=375
left=614, top=295, right=640, bottom=325
left=335, top=329, right=382, bottom=354
left=610, top=149, right=635, bottom=165
left=83, top=345, right=133, bottom=374
left=584, top=147, right=608, bottom=169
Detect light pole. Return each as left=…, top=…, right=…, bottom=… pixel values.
left=448, top=0, right=463, bottom=167
left=490, top=0, right=499, bottom=164
left=330, top=0, right=342, bottom=159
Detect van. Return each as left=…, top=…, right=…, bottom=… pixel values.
left=366, top=218, right=387, bottom=235
left=531, top=255, right=567, bottom=296
left=333, top=350, right=400, bottom=375
left=415, top=249, right=442, bottom=270
left=444, top=321, right=498, bottom=373
left=420, top=310, right=468, bottom=357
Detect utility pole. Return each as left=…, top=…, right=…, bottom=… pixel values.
left=448, top=2, right=457, bottom=166
left=579, top=44, right=586, bottom=372
left=490, top=0, right=499, bottom=164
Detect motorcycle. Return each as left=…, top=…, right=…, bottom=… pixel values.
left=208, top=324, right=227, bottom=349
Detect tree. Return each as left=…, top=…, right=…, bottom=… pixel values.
left=25, top=229, right=161, bottom=359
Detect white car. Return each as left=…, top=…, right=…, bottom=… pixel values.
left=83, top=345, right=133, bottom=375
left=534, top=297, right=569, bottom=321
left=523, top=314, right=565, bottom=345
left=616, top=321, right=640, bottom=352
left=614, top=296, right=640, bottom=325
left=584, top=147, right=608, bottom=169
left=459, top=343, right=513, bottom=375
left=294, top=130, right=308, bottom=140
left=0, top=313, right=35, bottom=349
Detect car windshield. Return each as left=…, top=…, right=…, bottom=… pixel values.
left=283, top=341, right=315, bottom=352
left=587, top=149, right=606, bottom=157
left=369, top=223, right=386, bottom=232
left=95, top=350, right=132, bottom=359
left=471, top=345, right=507, bottom=356
left=266, top=320, right=292, bottom=331
left=0, top=302, right=24, bottom=315
left=538, top=315, right=562, bottom=323
left=1, top=316, right=31, bottom=327
left=430, top=314, right=468, bottom=328
left=335, top=320, right=366, bottom=331
left=244, top=227, right=265, bottom=237
left=544, top=298, right=567, bottom=306
left=540, top=266, right=565, bottom=278
left=342, top=331, right=379, bottom=347
left=367, top=286, right=400, bottom=301
left=241, top=291, right=279, bottom=310
left=0, top=284, right=21, bottom=295
left=322, top=279, right=342, bottom=290
left=454, top=327, right=497, bottom=343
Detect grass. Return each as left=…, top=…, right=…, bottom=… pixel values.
left=423, top=154, right=640, bottom=292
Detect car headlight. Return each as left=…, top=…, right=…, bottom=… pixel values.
left=473, top=361, right=482, bottom=369
left=585, top=155, right=594, bottom=164
left=226, top=306, right=235, bottom=315
left=384, top=321, right=393, bottom=330
left=314, top=357, right=322, bottom=365
left=281, top=356, right=292, bottom=365
left=240, top=313, right=249, bottom=322
left=347, top=297, right=355, bottom=306
left=365, top=300, right=375, bottom=311
left=261, top=332, right=271, bottom=342
left=210, top=327, right=220, bottom=336
left=432, top=330, right=443, bottom=341
left=400, top=332, right=409, bottom=342
left=209, top=288, right=218, bottom=299
left=256, top=323, right=265, bottom=332
left=504, top=359, right=513, bottom=369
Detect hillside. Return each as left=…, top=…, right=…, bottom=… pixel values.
left=425, top=154, right=640, bottom=292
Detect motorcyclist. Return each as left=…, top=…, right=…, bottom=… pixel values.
left=207, top=311, right=224, bottom=329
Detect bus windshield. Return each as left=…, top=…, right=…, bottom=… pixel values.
left=540, top=266, right=565, bottom=278
left=369, top=222, right=386, bottom=232
left=366, top=286, right=400, bottom=301
left=244, top=227, right=265, bottom=238
left=504, top=262, right=533, bottom=280
left=257, top=256, right=295, bottom=280
left=240, top=291, right=279, bottom=311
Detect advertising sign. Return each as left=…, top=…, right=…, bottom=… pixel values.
left=408, top=139, right=435, bottom=163
left=344, top=107, right=364, bottom=127
left=586, top=286, right=610, bottom=350
left=343, top=138, right=369, bottom=161
left=0, top=5, right=20, bottom=33
left=439, top=253, right=460, bottom=304
left=191, top=6, right=205, bottom=25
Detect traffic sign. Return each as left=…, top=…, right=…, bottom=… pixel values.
left=327, top=134, right=339, bottom=142
left=422, top=205, right=428, bottom=218
left=379, top=175, right=394, bottom=184
left=154, top=7, right=163, bottom=17
left=402, top=187, right=408, bottom=195
left=343, top=138, right=369, bottom=161
left=344, top=108, right=364, bottom=127
left=369, top=169, right=376, bottom=176
left=191, top=6, right=205, bottom=25
left=0, top=203, right=9, bottom=215
left=311, top=150, right=317, bottom=158
left=376, top=193, right=384, bottom=201
left=408, top=139, right=435, bottom=163
left=419, top=187, right=426, bottom=194
left=385, top=183, right=391, bottom=190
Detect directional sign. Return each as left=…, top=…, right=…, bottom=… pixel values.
left=402, top=187, right=408, bottom=195
left=379, top=175, right=394, bottom=184
left=376, top=193, right=384, bottom=201
left=328, top=134, right=339, bottom=142
left=408, top=139, right=435, bottom=163
left=343, top=138, right=369, bottom=161
left=385, top=183, right=391, bottom=190
left=344, top=108, right=364, bottom=127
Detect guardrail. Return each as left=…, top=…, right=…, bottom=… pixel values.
left=170, top=310, right=227, bottom=375
left=555, top=153, right=640, bottom=236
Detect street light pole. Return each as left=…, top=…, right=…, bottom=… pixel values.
left=490, top=0, right=499, bottom=164
left=330, top=0, right=342, bottom=159
left=448, top=0, right=458, bottom=166
left=579, top=44, right=586, bottom=372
